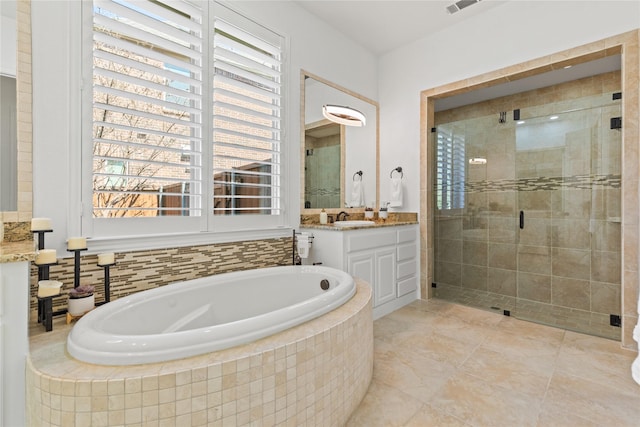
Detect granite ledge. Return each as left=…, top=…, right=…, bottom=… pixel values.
left=0, top=240, right=36, bottom=264
left=301, top=220, right=418, bottom=231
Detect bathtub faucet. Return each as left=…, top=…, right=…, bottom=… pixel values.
left=337, top=211, right=349, bottom=222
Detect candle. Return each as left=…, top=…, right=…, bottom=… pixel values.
left=98, top=252, right=115, bottom=265
left=37, top=280, right=63, bottom=297
left=35, top=249, right=57, bottom=265
left=31, top=217, right=52, bottom=231
left=67, top=237, right=87, bottom=250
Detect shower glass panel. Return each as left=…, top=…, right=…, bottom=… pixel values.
left=433, top=93, right=622, bottom=340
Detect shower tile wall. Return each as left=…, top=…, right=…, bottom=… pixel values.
left=28, top=237, right=292, bottom=318
left=434, top=71, right=622, bottom=339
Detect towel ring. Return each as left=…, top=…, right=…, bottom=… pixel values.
left=353, top=171, right=363, bottom=181
left=390, top=167, right=403, bottom=179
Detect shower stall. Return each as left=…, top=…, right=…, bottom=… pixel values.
left=433, top=89, right=622, bottom=340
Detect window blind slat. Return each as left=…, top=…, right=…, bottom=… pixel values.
left=214, top=73, right=281, bottom=102
left=93, top=14, right=201, bottom=61
left=214, top=19, right=281, bottom=59
left=94, top=0, right=203, bottom=48
left=213, top=44, right=280, bottom=80
left=94, top=49, right=202, bottom=88
left=94, top=121, right=201, bottom=146
left=94, top=32, right=201, bottom=75
left=213, top=60, right=280, bottom=92
left=94, top=102, right=198, bottom=129
left=95, top=70, right=201, bottom=111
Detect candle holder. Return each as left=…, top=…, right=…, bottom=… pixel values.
left=97, top=261, right=116, bottom=304
left=67, top=248, right=88, bottom=289
left=32, top=229, right=53, bottom=251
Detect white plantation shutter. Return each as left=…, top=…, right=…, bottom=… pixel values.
left=212, top=15, right=283, bottom=215
left=92, top=0, right=204, bottom=218
left=87, top=0, right=285, bottom=233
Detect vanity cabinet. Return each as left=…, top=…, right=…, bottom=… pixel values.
left=301, top=224, right=419, bottom=319
left=0, top=260, right=29, bottom=427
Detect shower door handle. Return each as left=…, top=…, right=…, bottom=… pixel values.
left=519, top=210, right=524, bottom=229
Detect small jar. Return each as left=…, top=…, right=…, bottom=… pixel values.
left=320, top=209, right=328, bottom=225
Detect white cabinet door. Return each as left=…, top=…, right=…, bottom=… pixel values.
left=375, top=248, right=396, bottom=307
left=348, top=251, right=375, bottom=291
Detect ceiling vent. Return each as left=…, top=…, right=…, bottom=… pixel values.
left=446, top=0, right=482, bottom=14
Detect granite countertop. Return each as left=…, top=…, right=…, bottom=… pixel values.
left=0, top=239, right=36, bottom=263
left=301, top=220, right=418, bottom=231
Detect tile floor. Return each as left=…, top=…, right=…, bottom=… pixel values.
left=346, top=299, right=640, bottom=427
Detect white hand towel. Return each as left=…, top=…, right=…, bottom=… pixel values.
left=389, top=177, right=403, bottom=207
left=297, top=234, right=310, bottom=259
left=351, top=180, right=364, bottom=208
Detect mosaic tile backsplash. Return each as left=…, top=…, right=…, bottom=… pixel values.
left=29, top=237, right=292, bottom=317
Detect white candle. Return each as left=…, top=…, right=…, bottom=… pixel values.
left=31, top=217, right=52, bottom=231
left=67, top=237, right=87, bottom=250
left=37, top=280, right=63, bottom=297
left=98, top=252, right=115, bottom=265
left=35, top=249, right=57, bottom=265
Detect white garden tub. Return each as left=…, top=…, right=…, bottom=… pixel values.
left=67, top=265, right=356, bottom=365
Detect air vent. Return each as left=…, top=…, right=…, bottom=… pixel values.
left=446, top=0, right=482, bottom=14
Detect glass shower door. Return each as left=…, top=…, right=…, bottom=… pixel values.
left=513, top=100, right=622, bottom=340
left=433, top=94, right=622, bottom=340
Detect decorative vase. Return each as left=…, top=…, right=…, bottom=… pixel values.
left=68, top=293, right=95, bottom=316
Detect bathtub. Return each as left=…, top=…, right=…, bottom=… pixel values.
left=67, top=265, right=356, bottom=365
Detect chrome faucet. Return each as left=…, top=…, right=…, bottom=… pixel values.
left=336, top=211, right=350, bottom=221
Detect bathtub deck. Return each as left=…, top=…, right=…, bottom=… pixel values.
left=27, top=279, right=374, bottom=427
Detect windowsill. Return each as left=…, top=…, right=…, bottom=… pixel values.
left=78, top=227, right=294, bottom=256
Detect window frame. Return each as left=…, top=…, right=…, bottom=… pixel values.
left=79, top=0, right=289, bottom=242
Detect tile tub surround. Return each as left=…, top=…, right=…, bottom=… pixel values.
left=28, top=237, right=292, bottom=318
left=27, top=279, right=373, bottom=426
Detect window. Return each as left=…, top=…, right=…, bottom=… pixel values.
left=85, top=0, right=284, bottom=235
left=436, top=127, right=465, bottom=210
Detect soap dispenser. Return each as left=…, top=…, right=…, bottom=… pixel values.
left=320, top=209, right=328, bottom=224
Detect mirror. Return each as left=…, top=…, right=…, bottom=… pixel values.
left=0, top=1, right=17, bottom=212
left=301, top=71, right=379, bottom=212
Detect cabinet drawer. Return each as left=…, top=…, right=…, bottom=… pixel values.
left=397, top=276, right=417, bottom=297
left=397, top=243, right=417, bottom=261
left=397, top=259, right=417, bottom=279
left=397, top=227, right=417, bottom=243
left=347, top=230, right=396, bottom=253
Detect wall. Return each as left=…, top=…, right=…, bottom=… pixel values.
left=30, top=0, right=378, bottom=255
left=377, top=1, right=640, bottom=212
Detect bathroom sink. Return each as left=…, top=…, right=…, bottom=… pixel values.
left=333, top=220, right=376, bottom=227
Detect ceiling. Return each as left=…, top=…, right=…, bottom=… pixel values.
left=295, top=0, right=622, bottom=110
left=294, top=0, right=508, bottom=56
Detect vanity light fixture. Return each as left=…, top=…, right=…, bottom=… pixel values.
left=322, top=105, right=366, bottom=127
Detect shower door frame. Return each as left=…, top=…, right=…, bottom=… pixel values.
left=420, top=31, right=640, bottom=349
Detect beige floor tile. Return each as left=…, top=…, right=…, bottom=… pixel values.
left=535, top=403, right=602, bottom=427
left=352, top=299, right=640, bottom=427
left=543, top=372, right=640, bottom=426
left=429, top=371, right=543, bottom=427
left=495, top=315, right=566, bottom=344
left=373, top=339, right=457, bottom=404
left=404, top=404, right=471, bottom=427
left=460, top=346, right=553, bottom=399
left=346, top=379, right=423, bottom=427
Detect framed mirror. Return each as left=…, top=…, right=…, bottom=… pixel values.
left=1, top=1, right=17, bottom=212
left=0, top=0, right=32, bottom=224
left=300, top=70, right=379, bottom=213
